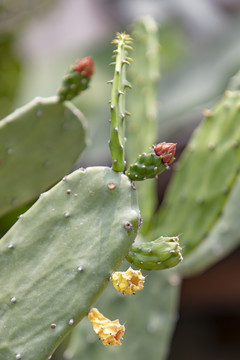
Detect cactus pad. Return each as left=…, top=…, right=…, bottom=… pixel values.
left=0, top=167, right=140, bottom=360
left=152, top=90, right=240, bottom=256
left=0, top=96, right=87, bottom=217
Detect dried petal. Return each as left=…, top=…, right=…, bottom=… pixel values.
left=111, top=267, right=145, bottom=295
left=88, top=308, right=125, bottom=346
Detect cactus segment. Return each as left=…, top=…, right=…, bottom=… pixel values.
left=152, top=90, right=240, bottom=256
left=0, top=96, right=87, bottom=217
left=126, top=236, right=183, bottom=270
left=109, top=33, right=133, bottom=172
left=0, top=167, right=140, bottom=360
left=125, top=143, right=176, bottom=181
left=58, top=56, right=94, bottom=102
left=181, top=176, right=240, bottom=276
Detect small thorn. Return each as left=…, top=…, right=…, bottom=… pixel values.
left=107, top=80, right=113, bottom=84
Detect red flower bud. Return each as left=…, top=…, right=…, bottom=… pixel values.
left=74, top=56, right=94, bottom=78
left=154, top=142, right=176, bottom=164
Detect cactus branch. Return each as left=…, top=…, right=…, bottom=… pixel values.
left=109, top=33, right=133, bottom=172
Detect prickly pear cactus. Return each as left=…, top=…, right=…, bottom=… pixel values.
left=0, top=96, right=87, bottom=217
left=0, top=167, right=140, bottom=360
left=63, top=19, right=182, bottom=360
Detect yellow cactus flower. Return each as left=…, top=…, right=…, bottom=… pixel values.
left=111, top=267, right=145, bottom=295
left=88, top=308, right=125, bottom=346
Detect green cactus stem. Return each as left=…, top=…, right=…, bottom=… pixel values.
left=108, top=32, right=133, bottom=172
left=0, top=96, right=87, bottom=217
left=125, top=142, right=176, bottom=181
left=58, top=56, right=94, bottom=102
left=0, top=167, right=140, bottom=360
left=126, top=236, right=183, bottom=270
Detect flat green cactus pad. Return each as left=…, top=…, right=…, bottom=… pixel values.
left=0, top=96, right=87, bottom=217
left=0, top=167, right=140, bottom=360
left=152, top=90, right=240, bottom=257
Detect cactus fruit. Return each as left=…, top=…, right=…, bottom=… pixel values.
left=108, top=33, right=133, bottom=172
left=88, top=308, right=125, bottom=346
left=125, top=143, right=176, bottom=181
left=0, top=167, right=140, bottom=360
left=111, top=267, right=145, bottom=295
left=126, top=236, right=183, bottom=270
left=58, top=56, right=94, bottom=102
left=0, top=96, right=87, bottom=217
left=152, top=90, right=240, bottom=258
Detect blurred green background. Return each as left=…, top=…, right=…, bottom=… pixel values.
left=1, top=0, right=240, bottom=359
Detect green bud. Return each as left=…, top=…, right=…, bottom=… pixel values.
left=125, top=143, right=176, bottom=181
left=126, top=236, right=183, bottom=270
left=58, top=56, right=94, bottom=102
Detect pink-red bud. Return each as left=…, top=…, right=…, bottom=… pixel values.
left=154, top=142, right=176, bottom=164
left=74, top=56, right=94, bottom=78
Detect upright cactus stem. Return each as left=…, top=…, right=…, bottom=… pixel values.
left=109, top=33, right=133, bottom=172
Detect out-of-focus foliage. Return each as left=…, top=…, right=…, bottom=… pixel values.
left=0, top=34, right=21, bottom=119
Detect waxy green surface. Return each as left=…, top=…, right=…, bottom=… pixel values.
left=0, top=167, right=140, bottom=360
left=0, top=96, right=87, bottom=217
left=152, top=91, right=240, bottom=257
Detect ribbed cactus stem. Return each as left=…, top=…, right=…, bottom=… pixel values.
left=109, top=33, right=133, bottom=172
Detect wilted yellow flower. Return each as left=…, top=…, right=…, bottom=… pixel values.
left=111, top=267, right=145, bottom=295
left=88, top=308, right=125, bottom=346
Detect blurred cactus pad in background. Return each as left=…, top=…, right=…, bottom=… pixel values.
left=1, top=8, right=240, bottom=360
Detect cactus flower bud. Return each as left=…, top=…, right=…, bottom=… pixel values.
left=154, top=142, right=176, bottom=164
left=125, top=143, right=177, bottom=181
left=126, top=236, right=183, bottom=270
left=58, top=56, right=94, bottom=102
left=74, top=56, right=94, bottom=78
left=111, top=267, right=145, bottom=295
left=88, top=308, right=125, bottom=346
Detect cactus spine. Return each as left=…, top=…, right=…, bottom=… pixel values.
left=108, top=33, right=133, bottom=172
